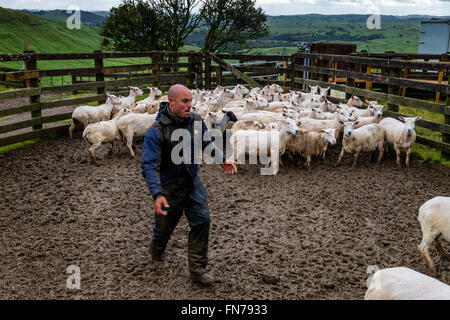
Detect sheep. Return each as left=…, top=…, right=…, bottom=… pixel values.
left=378, top=116, right=421, bottom=168
left=287, top=128, right=337, bottom=169
left=230, top=119, right=270, bottom=135
left=231, top=84, right=249, bottom=100
left=336, top=122, right=385, bottom=168
left=207, top=89, right=235, bottom=112
left=212, top=111, right=238, bottom=133
left=117, top=112, right=158, bottom=158
left=118, top=86, right=144, bottom=109
left=82, top=108, right=131, bottom=162
left=228, top=117, right=299, bottom=174
left=298, top=109, right=350, bottom=134
left=354, top=104, right=387, bottom=128
left=69, top=93, right=122, bottom=139
left=133, top=87, right=162, bottom=113
left=365, top=267, right=450, bottom=300
left=417, top=196, right=450, bottom=273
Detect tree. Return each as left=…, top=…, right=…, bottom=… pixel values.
left=101, top=0, right=162, bottom=51
left=101, top=0, right=201, bottom=52
left=199, top=0, right=269, bottom=53
left=149, top=0, right=202, bottom=51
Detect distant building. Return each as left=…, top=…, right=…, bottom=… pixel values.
left=418, top=19, right=450, bottom=54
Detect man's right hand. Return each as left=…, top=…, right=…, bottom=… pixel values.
left=155, top=196, right=170, bottom=216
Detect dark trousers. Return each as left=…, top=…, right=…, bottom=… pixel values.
left=151, top=194, right=211, bottom=276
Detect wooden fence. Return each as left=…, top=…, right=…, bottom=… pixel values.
left=0, top=50, right=449, bottom=159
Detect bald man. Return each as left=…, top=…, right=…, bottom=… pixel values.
left=141, top=84, right=236, bottom=286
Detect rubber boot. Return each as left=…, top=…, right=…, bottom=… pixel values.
left=150, top=246, right=165, bottom=268
left=188, top=240, right=215, bottom=286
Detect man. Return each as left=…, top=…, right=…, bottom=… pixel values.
left=141, top=84, right=237, bottom=286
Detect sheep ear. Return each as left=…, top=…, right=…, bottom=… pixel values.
left=354, top=121, right=359, bottom=126
left=221, top=109, right=226, bottom=113
left=399, top=116, right=405, bottom=122
left=415, top=117, right=422, bottom=122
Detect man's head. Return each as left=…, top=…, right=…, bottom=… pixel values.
left=168, top=84, right=192, bottom=120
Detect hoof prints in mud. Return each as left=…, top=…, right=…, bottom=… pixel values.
left=0, top=136, right=449, bottom=299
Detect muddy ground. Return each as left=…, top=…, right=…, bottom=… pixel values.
left=0, top=132, right=449, bottom=300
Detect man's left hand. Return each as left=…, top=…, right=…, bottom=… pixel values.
left=222, top=158, right=237, bottom=174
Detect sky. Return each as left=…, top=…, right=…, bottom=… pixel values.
left=1, top=0, right=450, bottom=16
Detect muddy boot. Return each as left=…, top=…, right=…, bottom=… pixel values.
left=150, top=246, right=165, bottom=268
left=188, top=240, right=215, bottom=286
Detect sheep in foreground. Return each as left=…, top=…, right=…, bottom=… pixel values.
left=378, top=116, right=421, bottom=168
left=69, top=93, right=122, bottom=139
left=336, top=122, right=385, bottom=168
left=365, top=267, right=450, bottom=300
left=417, top=196, right=450, bottom=273
left=82, top=108, right=131, bottom=162
left=117, top=112, right=158, bottom=158
left=229, top=117, right=299, bottom=174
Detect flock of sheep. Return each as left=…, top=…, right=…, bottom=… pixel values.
left=68, top=83, right=449, bottom=299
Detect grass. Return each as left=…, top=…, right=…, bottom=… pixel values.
left=0, top=138, right=40, bottom=154
left=0, top=116, right=10, bottom=121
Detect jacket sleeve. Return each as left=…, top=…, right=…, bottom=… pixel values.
left=201, top=119, right=226, bottom=163
left=141, top=126, right=164, bottom=199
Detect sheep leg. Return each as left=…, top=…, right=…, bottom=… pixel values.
left=418, top=236, right=436, bottom=273
left=126, top=134, right=135, bottom=158
left=433, top=237, right=449, bottom=259
left=352, top=151, right=360, bottom=168
left=88, top=143, right=101, bottom=163
left=336, top=147, right=345, bottom=166
left=69, top=121, right=75, bottom=139
left=377, top=145, right=384, bottom=165
left=395, top=146, right=402, bottom=168
left=108, top=142, right=114, bottom=155
left=306, top=155, right=312, bottom=170
left=406, top=148, right=412, bottom=168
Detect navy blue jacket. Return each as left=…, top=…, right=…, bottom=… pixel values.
left=141, top=103, right=225, bottom=204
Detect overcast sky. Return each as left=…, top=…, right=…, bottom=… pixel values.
left=1, top=0, right=450, bottom=16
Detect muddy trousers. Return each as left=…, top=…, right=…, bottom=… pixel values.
left=150, top=197, right=211, bottom=276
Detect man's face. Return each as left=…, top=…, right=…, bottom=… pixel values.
left=169, top=88, right=192, bottom=120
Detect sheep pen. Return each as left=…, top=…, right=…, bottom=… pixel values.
left=0, top=131, right=449, bottom=300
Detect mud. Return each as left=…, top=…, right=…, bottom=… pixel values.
left=0, top=134, right=449, bottom=299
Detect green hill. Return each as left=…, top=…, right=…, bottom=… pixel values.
left=0, top=7, right=102, bottom=54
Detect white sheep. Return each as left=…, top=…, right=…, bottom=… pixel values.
left=229, top=117, right=299, bottom=174
left=69, top=93, right=122, bottom=139
left=417, top=196, right=450, bottom=273
left=82, top=108, right=131, bottom=162
left=118, top=86, right=144, bottom=109
left=133, top=87, right=162, bottom=113
left=287, top=128, right=337, bottom=169
left=365, top=267, right=450, bottom=300
left=117, top=112, right=158, bottom=158
left=378, top=116, right=421, bottom=168
left=336, top=122, right=385, bottom=167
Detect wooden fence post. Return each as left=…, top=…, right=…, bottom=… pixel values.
left=443, top=94, right=450, bottom=160
left=204, top=53, right=211, bottom=90
left=283, top=60, right=288, bottom=93
left=72, top=75, right=78, bottom=95
left=151, top=54, right=160, bottom=89
left=216, top=66, right=222, bottom=87
left=345, top=63, right=356, bottom=101
left=24, top=50, right=41, bottom=130
left=94, top=50, right=105, bottom=104
left=290, top=54, right=299, bottom=91
left=196, top=54, right=203, bottom=90
left=387, top=65, right=401, bottom=113
left=186, top=56, right=195, bottom=88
